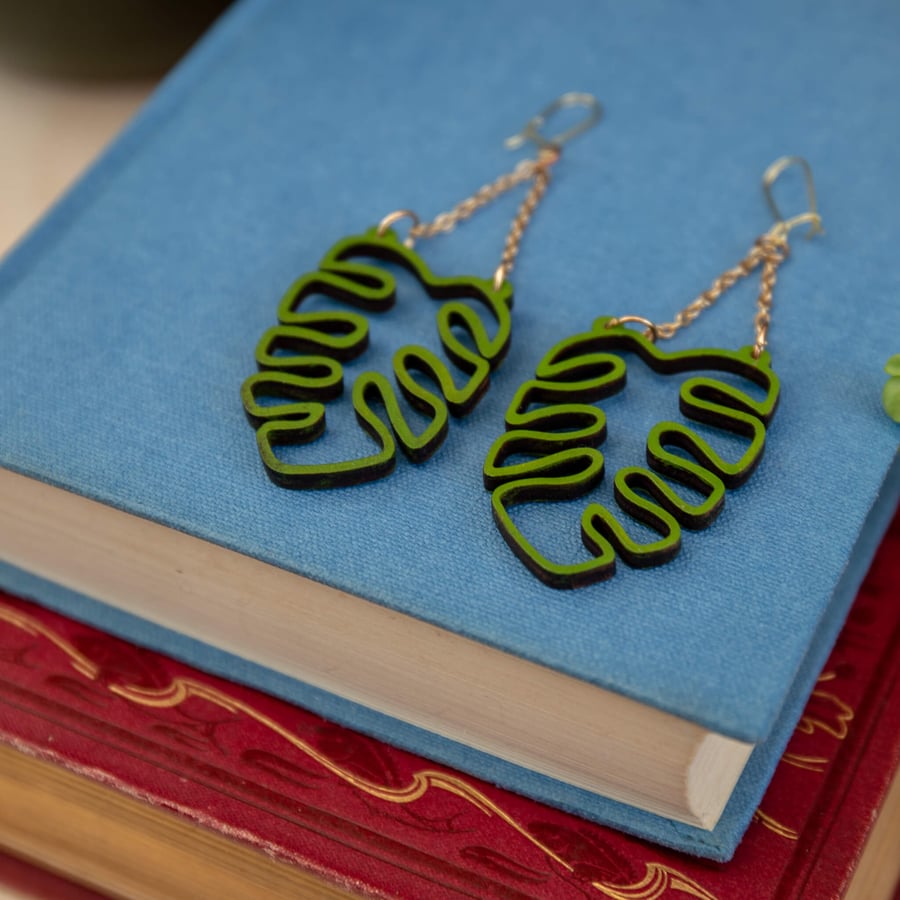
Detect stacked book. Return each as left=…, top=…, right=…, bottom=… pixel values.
left=1, top=514, right=899, bottom=897
left=1, top=0, right=899, bottom=896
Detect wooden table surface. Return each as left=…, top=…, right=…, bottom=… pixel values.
left=0, top=64, right=153, bottom=258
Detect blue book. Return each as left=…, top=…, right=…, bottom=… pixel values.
left=0, top=0, right=897, bottom=861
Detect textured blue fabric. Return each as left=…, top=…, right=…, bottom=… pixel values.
left=1, top=0, right=899, bottom=859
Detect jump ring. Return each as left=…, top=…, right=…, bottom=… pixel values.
left=376, top=209, right=421, bottom=247
left=606, top=315, right=660, bottom=343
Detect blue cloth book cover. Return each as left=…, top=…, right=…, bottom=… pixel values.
left=0, top=0, right=898, bottom=861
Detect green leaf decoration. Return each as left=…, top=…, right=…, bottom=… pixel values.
left=242, top=227, right=512, bottom=488
left=884, top=354, right=900, bottom=377
left=483, top=317, right=780, bottom=589
left=883, top=376, right=900, bottom=423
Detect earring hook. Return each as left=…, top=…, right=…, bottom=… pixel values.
left=505, top=92, right=603, bottom=152
left=762, top=155, right=824, bottom=239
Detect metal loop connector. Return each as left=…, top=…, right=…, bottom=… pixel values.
left=505, top=92, right=603, bottom=152
left=767, top=211, right=823, bottom=241
left=606, top=315, right=659, bottom=343
left=376, top=209, right=421, bottom=247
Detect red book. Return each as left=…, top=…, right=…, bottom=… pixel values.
left=0, top=509, right=898, bottom=899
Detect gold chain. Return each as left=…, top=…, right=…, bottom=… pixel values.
left=493, top=151, right=557, bottom=289
left=378, top=148, right=560, bottom=290
left=752, top=232, right=789, bottom=358
left=610, top=227, right=790, bottom=359
left=605, top=155, right=822, bottom=360
left=374, top=93, right=603, bottom=289
left=409, top=151, right=554, bottom=240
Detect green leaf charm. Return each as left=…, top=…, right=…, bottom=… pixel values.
left=483, top=317, right=780, bottom=588
left=242, top=228, right=512, bottom=488
left=883, top=355, right=900, bottom=423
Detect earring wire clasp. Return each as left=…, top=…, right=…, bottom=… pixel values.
left=505, top=92, right=603, bottom=152
left=763, top=155, right=824, bottom=239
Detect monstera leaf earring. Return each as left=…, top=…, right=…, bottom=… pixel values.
left=484, top=156, right=824, bottom=588
left=242, top=93, right=601, bottom=489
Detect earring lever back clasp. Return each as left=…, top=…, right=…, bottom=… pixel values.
left=505, top=92, right=603, bottom=152
left=763, top=155, right=824, bottom=239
